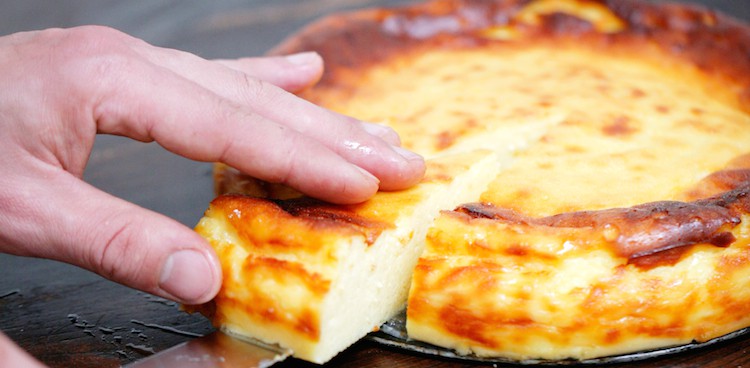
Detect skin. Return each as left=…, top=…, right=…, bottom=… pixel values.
left=0, top=25, right=425, bottom=367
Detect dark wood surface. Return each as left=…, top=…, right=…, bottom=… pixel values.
left=2, top=1, right=750, bottom=367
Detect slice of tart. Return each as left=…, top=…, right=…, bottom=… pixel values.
left=191, top=150, right=503, bottom=363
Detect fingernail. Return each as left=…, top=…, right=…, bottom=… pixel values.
left=354, top=165, right=380, bottom=185
left=392, top=146, right=424, bottom=163
left=361, top=121, right=401, bottom=146
left=159, top=250, right=215, bottom=303
left=361, top=122, right=392, bottom=137
left=284, top=51, right=319, bottom=66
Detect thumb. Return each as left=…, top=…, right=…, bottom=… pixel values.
left=0, top=168, right=221, bottom=305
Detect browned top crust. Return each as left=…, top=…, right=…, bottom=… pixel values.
left=203, top=0, right=750, bottom=361
left=272, top=197, right=391, bottom=245
left=270, top=0, right=750, bottom=111
left=259, top=0, right=750, bottom=261
left=457, top=182, right=749, bottom=261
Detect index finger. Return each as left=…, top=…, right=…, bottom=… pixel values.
left=135, top=44, right=424, bottom=190
left=88, top=53, right=381, bottom=204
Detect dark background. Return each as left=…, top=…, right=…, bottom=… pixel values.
left=1, top=1, right=749, bottom=367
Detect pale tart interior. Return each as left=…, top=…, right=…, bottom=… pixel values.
left=194, top=150, right=504, bottom=363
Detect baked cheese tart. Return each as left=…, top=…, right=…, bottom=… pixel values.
left=189, top=0, right=750, bottom=363
left=193, top=150, right=501, bottom=363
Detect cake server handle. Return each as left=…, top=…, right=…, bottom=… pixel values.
left=123, top=331, right=291, bottom=368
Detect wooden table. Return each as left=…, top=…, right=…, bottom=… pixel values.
left=2, top=1, right=749, bottom=367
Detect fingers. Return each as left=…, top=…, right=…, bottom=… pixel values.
left=128, top=38, right=424, bottom=193
left=146, top=47, right=324, bottom=94
left=91, top=55, right=387, bottom=203
left=145, top=46, right=403, bottom=147
left=14, top=25, right=423, bottom=203
left=0, top=333, right=45, bottom=368
left=221, top=84, right=425, bottom=191
left=214, top=52, right=324, bottom=93
left=0, top=165, right=221, bottom=305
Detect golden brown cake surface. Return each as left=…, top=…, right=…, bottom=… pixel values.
left=198, top=0, right=750, bottom=362
left=194, top=150, right=500, bottom=363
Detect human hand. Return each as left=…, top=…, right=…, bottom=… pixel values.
left=0, top=25, right=424, bottom=316
left=0, top=24, right=425, bottom=366
left=0, top=332, right=45, bottom=368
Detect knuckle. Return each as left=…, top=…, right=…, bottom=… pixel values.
left=216, top=110, right=301, bottom=186
left=378, top=125, right=401, bottom=146
left=85, top=214, right=143, bottom=281
left=237, top=73, right=270, bottom=101
left=46, top=26, right=141, bottom=87
left=49, top=26, right=129, bottom=60
left=264, top=129, right=300, bottom=184
left=42, top=27, right=151, bottom=131
left=337, top=115, right=365, bottom=137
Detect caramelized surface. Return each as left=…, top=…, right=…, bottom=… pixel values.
left=197, top=150, right=499, bottom=362
left=202, top=0, right=750, bottom=362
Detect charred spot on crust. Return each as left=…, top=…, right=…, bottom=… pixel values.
left=211, top=195, right=392, bottom=246
left=273, top=198, right=392, bottom=245
left=457, top=183, right=749, bottom=262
